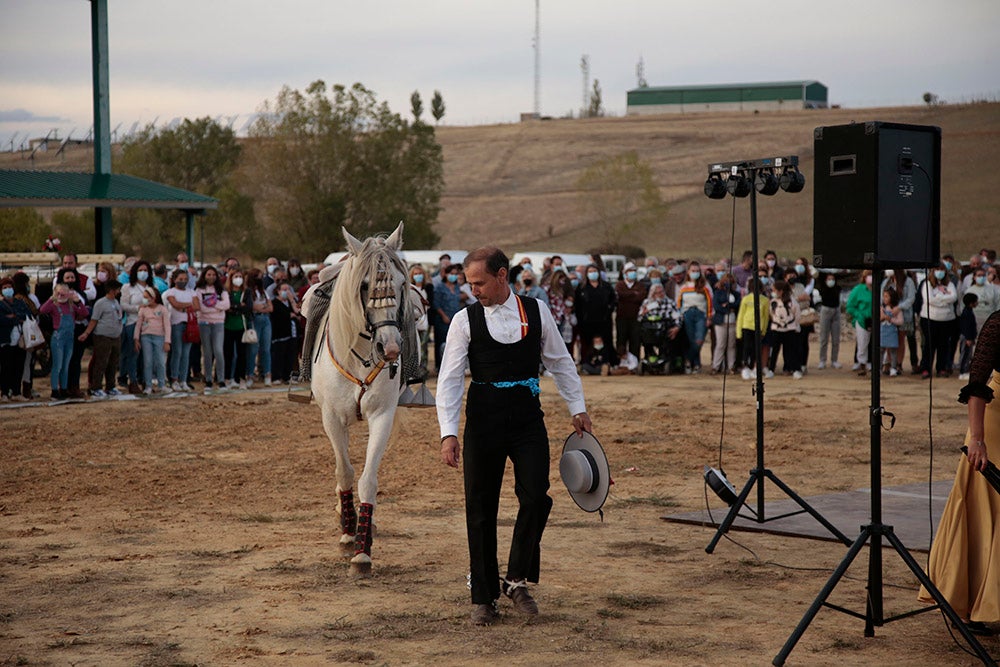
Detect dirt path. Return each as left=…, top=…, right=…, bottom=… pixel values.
left=1, top=364, right=995, bottom=666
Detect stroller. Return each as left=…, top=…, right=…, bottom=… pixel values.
left=638, top=316, right=670, bottom=375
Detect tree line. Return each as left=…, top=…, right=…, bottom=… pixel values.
left=0, top=80, right=446, bottom=262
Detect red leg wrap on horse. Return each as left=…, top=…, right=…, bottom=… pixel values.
left=339, top=489, right=357, bottom=535
left=355, top=502, right=374, bottom=556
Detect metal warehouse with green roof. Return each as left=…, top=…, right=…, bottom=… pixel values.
left=626, top=80, right=828, bottom=115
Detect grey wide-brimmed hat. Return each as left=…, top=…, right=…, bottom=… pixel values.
left=560, top=431, right=611, bottom=513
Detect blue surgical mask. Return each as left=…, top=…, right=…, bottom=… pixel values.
left=447, top=274, right=458, bottom=283
left=178, top=262, right=189, bottom=271
left=943, top=260, right=952, bottom=270
left=651, top=278, right=662, bottom=286
left=976, top=276, right=986, bottom=286
left=1, top=287, right=13, bottom=299
left=587, top=271, right=599, bottom=282
left=826, top=278, right=836, bottom=288
left=689, top=271, right=701, bottom=280
left=625, top=271, right=637, bottom=281
left=571, top=279, right=580, bottom=288
left=137, top=270, right=149, bottom=282
left=593, top=344, right=604, bottom=351
left=413, top=274, right=424, bottom=284
left=795, top=264, right=806, bottom=275
left=522, top=264, right=533, bottom=273
left=760, top=276, right=770, bottom=286
left=934, top=270, right=946, bottom=280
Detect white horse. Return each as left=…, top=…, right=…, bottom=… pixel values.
left=304, top=223, right=411, bottom=575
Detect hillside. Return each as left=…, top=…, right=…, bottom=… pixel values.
left=5, top=103, right=999, bottom=262
left=434, top=103, right=1000, bottom=260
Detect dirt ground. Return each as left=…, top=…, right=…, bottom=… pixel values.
left=2, top=349, right=997, bottom=666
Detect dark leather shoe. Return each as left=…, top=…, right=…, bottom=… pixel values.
left=470, top=602, right=499, bottom=626
left=503, top=580, right=539, bottom=615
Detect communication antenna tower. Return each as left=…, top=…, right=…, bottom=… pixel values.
left=636, top=54, right=648, bottom=88
left=581, top=55, right=590, bottom=117
left=533, top=0, right=540, bottom=117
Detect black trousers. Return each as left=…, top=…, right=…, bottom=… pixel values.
left=0, top=344, right=25, bottom=398
left=463, top=413, right=552, bottom=605
left=920, top=318, right=952, bottom=373
left=223, top=328, right=247, bottom=381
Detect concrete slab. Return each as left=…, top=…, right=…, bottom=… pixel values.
left=663, top=480, right=954, bottom=552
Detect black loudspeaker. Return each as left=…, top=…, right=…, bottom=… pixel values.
left=813, top=121, right=941, bottom=269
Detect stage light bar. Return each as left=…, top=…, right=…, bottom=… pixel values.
left=703, top=156, right=803, bottom=200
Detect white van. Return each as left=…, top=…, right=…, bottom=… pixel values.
left=600, top=254, right=627, bottom=282
left=509, top=252, right=592, bottom=275
left=322, top=249, right=467, bottom=271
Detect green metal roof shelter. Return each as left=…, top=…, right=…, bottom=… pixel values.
left=1, top=0, right=217, bottom=259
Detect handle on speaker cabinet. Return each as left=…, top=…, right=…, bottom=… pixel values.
left=830, top=155, right=856, bottom=176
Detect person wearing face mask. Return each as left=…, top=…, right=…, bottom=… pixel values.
left=517, top=270, right=549, bottom=305
left=433, top=254, right=452, bottom=287
left=223, top=269, right=252, bottom=389
left=434, top=265, right=465, bottom=371
left=120, top=261, right=153, bottom=394
left=574, top=264, right=618, bottom=367
left=677, top=261, right=714, bottom=374
left=54, top=268, right=91, bottom=399
left=77, top=279, right=124, bottom=398
left=917, top=263, right=959, bottom=378
left=164, top=269, right=199, bottom=392
left=614, top=263, right=646, bottom=368
left=60, top=253, right=97, bottom=302
left=965, top=268, right=1000, bottom=333
left=815, top=273, right=843, bottom=369
left=11, top=272, right=40, bottom=400
left=544, top=269, right=575, bottom=356
left=39, top=284, right=89, bottom=400
left=262, top=257, right=281, bottom=290
left=269, top=280, right=301, bottom=384
left=175, top=251, right=197, bottom=281
left=195, top=266, right=230, bottom=392
left=0, top=277, right=32, bottom=402
left=846, top=270, right=875, bottom=375
left=881, top=269, right=917, bottom=374
left=134, top=286, right=171, bottom=394
left=763, top=250, right=783, bottom=281
left=92, top=261, right=117, bottom=300
left=409, top=265, right=434, bottom=375
left=286, top=258, right=307, bottom=291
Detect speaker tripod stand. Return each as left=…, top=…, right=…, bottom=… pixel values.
left=704, top=158, right=851, bottom=554
left=773, top=266, right=996, bottom=666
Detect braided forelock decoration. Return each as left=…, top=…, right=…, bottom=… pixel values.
left=330, top=234, right=409, bottom=356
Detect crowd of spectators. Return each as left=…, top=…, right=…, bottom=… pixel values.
left=2, top=247, right=998, bottom=404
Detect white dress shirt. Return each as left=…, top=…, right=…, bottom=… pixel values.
left=436, top=290, right=586, bottom=439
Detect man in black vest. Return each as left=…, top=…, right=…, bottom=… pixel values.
left=438, top=246, right=593, bottom=626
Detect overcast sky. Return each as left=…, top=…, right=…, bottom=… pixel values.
left=2, top=0, right=999, bottom=150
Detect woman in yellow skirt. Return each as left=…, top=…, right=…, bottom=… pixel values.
left=919, top=310, right=1000, bottom=635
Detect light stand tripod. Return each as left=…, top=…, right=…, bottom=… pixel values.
left=773, top=267, right=996, bottom=666
left=703, top=157, right=851, bottom=553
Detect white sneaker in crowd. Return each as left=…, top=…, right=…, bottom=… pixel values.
left=889, top=367, right=899, bottom=377
left=792, top=371, right=803, bottom=380
left=264, top=375, right=272, bottom=387
left=741, top=367, right=753, bottom=380
left=832, top=362, right=843, bottom=369
left=851, top=363, right=861, bottom=371
left=959, top=373, right=970, bottom=381
left=817, top=361, right=826, bottom=370
left=181, top=383, right=194, bottom=392
left=171, top=381, right=183, bottom=392
left=239, top=380, right=247, bottom=390
left=764, top=369, right=775, bottom=379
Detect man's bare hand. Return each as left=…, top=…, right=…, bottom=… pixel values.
left=571, top=412, right=593, bottom=437
left=441, top=435, right=461, bottom=468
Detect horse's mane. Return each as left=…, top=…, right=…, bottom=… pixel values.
left=329, top=235, right=408, bottom=354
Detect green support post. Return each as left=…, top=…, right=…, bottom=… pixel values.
left=185, top=212, right=196, bottom=262
left=92, top=0, right=113, bottom=253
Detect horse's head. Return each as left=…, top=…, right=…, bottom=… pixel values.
left=343, top=223, right=406, bottom=364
